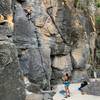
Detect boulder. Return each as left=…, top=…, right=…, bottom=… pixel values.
left=0, top=40, right=25, bottom=100
left=82, top=81, right=100, bottom=96
left=51, top=55, right=72, bottom=70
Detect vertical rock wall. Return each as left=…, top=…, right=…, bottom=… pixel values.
left=13, top=0, right=52, bottom=90
left=0, top=0, right=25, bottom=100
left=0, top=0, right=97, bottom=99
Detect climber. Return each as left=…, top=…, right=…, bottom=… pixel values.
left=24, top=8, right=32, bottom=20
left=62, top=73, right=71, bottom=98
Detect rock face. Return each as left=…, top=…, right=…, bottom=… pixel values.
left=0, top=0, right=98, bottom=99
left=0, top=0, right=12, bottom=13
left=0, top=38, right=25, bottom=100
left=13, top=1, right=52, bottom=90
left=0, top=0, right=25, bottom=100
left=46, top=0, right=96, bottom=82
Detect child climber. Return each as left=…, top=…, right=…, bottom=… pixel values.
left=62, top=73, right=71, bottom=98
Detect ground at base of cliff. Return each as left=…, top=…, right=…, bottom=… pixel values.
left=53, top=83, right=100, bottom=100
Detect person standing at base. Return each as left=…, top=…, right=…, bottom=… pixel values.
left=62, top=73, right=71, bottom=98
left=78, top=80, right=88, bottom=95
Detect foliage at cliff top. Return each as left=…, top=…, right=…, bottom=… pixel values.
left=96, top=0, right=100, bottom=8
left=96, top=16, right=100, bottom=24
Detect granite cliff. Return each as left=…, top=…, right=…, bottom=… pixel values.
left=0, top=0, right=99, bottom=100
